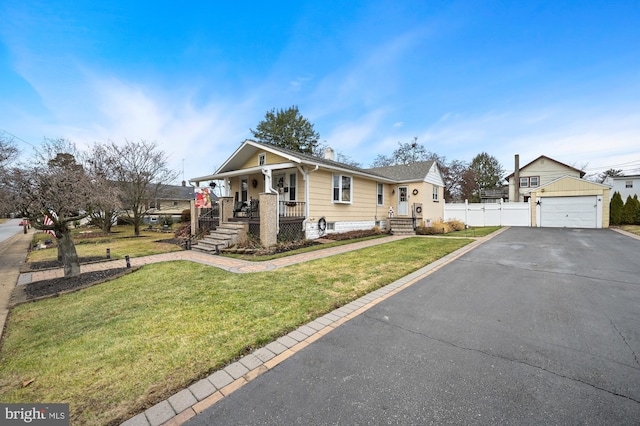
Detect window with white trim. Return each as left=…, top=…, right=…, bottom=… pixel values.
left=432, top=185, right=439, bottom=201
left=258, top=153, right=266, bottom=166
left=626, top=180, right=633, bottom=188
left=519, top=176, right=540, bottom=188
left=332, top=174, right=352, bottom=203
left=377, top=183, right=384, bottom=205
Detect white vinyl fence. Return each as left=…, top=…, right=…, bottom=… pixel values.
left=444, top=200, right=531, bottom=227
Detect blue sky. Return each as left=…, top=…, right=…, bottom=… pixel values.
left=1, top=0, right=639, bottom=182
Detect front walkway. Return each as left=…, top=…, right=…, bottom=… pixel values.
left=17, top=235, right=414, bottom=285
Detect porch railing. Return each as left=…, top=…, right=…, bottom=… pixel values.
left=279, top=201, right=305, bottom=218
left=198, top=206, right=219, bottom=233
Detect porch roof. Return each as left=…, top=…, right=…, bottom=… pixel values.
left=190, top=163, right=297, bottom=185
left=189, top=140, right=396, bottom=185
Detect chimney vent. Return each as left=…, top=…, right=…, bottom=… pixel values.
left=324, top=147, right=335, bottom=161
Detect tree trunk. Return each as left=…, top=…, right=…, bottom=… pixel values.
left=58, top=230, right=81, bottom=277
left=133, top=213, right=141, bottom=236
left=102, top=212, right=113, bottom=233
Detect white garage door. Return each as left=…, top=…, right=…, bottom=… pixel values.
left=539, top=196, right=598, bottom=228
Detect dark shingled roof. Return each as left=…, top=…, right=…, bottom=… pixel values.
left=366, top=161, right=436, bottom=181
left=251, top=141, right=392, bottom=179
left=154, top=184, right=195, bottom=200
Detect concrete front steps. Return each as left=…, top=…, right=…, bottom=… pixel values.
left=192, top=223, right=246, bottom=254
left=389, top=218, right=416, bottom=235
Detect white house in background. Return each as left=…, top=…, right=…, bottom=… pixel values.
left=603, top=175, right=640, bottom=200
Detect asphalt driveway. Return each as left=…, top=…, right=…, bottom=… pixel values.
left=186, top=227, right=640, bottom=425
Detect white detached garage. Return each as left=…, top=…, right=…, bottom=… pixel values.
left=529, top=176, right=611, bottom=229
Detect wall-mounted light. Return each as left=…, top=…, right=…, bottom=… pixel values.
left=536, top=200, right=541, bottom=206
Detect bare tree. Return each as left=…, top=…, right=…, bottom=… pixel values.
left=14, top=139, right=117, bottom=277
left=370, top=138, right=435, bottom=167
left=598, top=168, right=624, bottom=183
left=0, top=135, right=20, bottom=216
left=107, top=140, right=178, bottom=236
left=83, top=143, right=123, bottom=233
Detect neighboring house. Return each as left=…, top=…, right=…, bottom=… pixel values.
left=603, top=175, right=640, bottom=201
left=505, top=155, right=585, bottom=202
left=146, top=183, right=203, bottom=223
left=189, top=140, right=445, bottom=242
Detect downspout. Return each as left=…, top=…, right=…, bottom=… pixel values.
left=514, top=154, right=520, bottom=202
left=262, top=168, right=279, bottom=232
left=298, top=165, right=319, bottom=234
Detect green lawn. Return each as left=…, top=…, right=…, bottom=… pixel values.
left=439, top=226, right=502, bottom=238
left=0, top=237, right=472, bottom=426
left=26, top=225, right=183, bottom=264
left=621, top=225, right=640, bottom=236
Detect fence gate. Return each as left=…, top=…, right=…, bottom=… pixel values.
left=444, top=200, right=530, bottom=227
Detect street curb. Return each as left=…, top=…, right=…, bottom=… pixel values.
left=610, top=227, right=640, bottom=241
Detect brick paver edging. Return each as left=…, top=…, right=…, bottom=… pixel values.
left=120, top=230, right=506, bottom=426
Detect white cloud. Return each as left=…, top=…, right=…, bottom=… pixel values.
left=323, top=109, right=388, bottom=153
left=43, top=75, right=255, bottom=182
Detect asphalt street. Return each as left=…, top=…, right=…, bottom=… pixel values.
left=0, top=218, right=32, bottom=334
left=0, top=218, right=25, bottom=244
left=186, top=227, right=640, bottom=425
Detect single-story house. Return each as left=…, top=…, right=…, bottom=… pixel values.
left=189, top=140, right=445, bottom=244
left=145, top=182, right=208, bottom=223
left=603, top=175, right=640, bottom=201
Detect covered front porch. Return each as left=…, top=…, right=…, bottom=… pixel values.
left=193, top=192, right=307, bottom=250
left=228, top=199, right=306, bottom=242
left=191, top=161, right=313, bottom=246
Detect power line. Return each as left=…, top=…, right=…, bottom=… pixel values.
left=0, top=129, right=37, bottom=148
left=584, top=159, right=640, bottom=172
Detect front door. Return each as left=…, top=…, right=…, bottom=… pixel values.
left=398, top=186, right=409, bottom=215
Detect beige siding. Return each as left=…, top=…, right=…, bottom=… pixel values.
left=239, top=151, right=290, bottom=169
left=153, top=200, right=192, bottom=215
left=307, top=170, right=387, bottom=223
left=529, top=178, right=610, bottom=228
left=421, top=181, right=444, bottom=222
left=509, top=158, right=582, bottom=201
